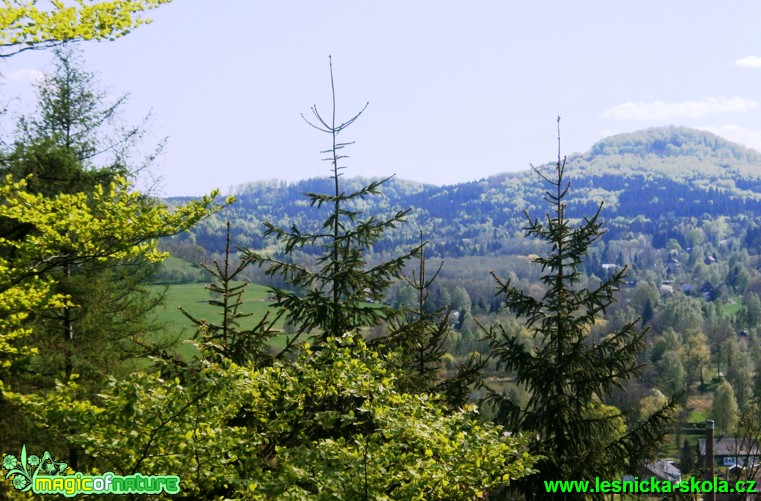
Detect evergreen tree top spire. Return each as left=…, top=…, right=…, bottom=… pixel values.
left=245, top=57, right=419, bottom=345
left=485, top=119, right=676, bottom=499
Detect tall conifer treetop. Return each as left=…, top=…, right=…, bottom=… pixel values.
left=485, top=119, right=676, bottom=499
left=245, top=57, right=419, bottom=345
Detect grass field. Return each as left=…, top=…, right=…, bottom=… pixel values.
left=148, top=281, right=289, bottom=358
left=721, top=295, right=743, bottom=316
left=148, top=279, right=388, bottom=359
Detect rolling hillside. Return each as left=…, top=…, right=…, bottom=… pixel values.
left=165, top=126, right=761, bottom=262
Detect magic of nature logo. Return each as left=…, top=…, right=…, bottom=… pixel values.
left=2, top=445, right=180, bottom=497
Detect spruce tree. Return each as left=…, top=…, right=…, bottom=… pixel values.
left=1, top=47, right=171, bottom=389
left=15, top=46, right=163, bottom=186
left=389, top=231, right=485, bottom=407
left=244, top=57, right=419, bottom=347
left=485, top=119, right=676, bottom=499
left=0, top=47, right=222, bottom=470
left=180, top=221, right=283, bottom=367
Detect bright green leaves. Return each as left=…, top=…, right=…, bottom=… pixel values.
left=0, top=0, right=173, bottom=57
left=0, top=271, right=63, bottom=368
left=0, top=173, right=229, bottom=368
left=2, top=175, right=226, bottom=263
left=11, top=334, right=537, bottom=498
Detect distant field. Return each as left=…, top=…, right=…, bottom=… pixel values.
left=148, top=282, right=289, bottom=358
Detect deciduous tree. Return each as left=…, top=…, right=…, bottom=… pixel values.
left=0, top=172, right=229, bottom=469
left=713, top=379, right=739, bottom=434
left=0, top=0, right=172, bottom=58
left=12, top=334, right=538, bottom=499
left=0, top=48, right=173, bottom=391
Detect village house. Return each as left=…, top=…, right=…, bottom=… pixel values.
left=698, top=438, right=761, bottom=468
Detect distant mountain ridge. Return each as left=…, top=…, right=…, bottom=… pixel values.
left=169, top=127, right=761, bottom=258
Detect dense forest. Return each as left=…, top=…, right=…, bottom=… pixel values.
left=168, top=126, right=761, bottom=258
left=159, top=125, right=761, bottom=496
left=3, top=2, right=761, bottom=499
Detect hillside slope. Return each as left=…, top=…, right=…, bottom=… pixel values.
left=168, top=126, right=761, bottom=258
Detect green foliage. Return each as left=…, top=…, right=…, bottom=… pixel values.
left=15, top=46, right=161, bottom=181
left=3, top=55, right=540, bottom=499
left=244, top=58, right=419, bottom=346
left=7, top=14, right=761, bottom=493
left=0, top=166, right=228, bottom=477
left=0, top=0, right=173, bottom=58
left=656, top=295, right=704, bottom=333
left=0, top=49, right=225, bottom=377
left=10, top=334, right=537, bottom=499
left=0, top=173, right=228, bottom=368
left=656, top=350, right=686, bottom=396
left=0, top=175, right=68, bottom=367
left=638, top=389, right=669, bottom=423
left=179, top=126, right=761, bottom=267
left=682, top=331, right=711, bottom=386
left=713, top=379, right=739, bottom=434
left=484, top=124, right=676, bottom=499
left=387, top=233, right=486, bottom=407
left=180, top=221, right=283, bottom=367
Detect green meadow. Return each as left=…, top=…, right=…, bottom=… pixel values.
left=148, top=281, right=289, bottom=358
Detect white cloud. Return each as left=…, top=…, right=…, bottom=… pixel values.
left=698, top=124, right=761, bottom=153
left=736, top=55, right=761, bottom=68
left=602, top=97, right=758, bottom=120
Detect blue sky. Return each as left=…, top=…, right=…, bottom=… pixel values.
left=3, top=1, right=761, bottom=196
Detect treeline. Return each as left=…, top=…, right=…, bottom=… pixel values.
left=166, top=126, right=761, bottom=263
left=3, top=9, right=761, bottom=499
left=157, top=120, right=761, bottom=492
left=1, top=44, right=540, bottom=499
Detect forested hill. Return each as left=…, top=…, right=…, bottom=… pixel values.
left=167, top=126, right=761, bottom=259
